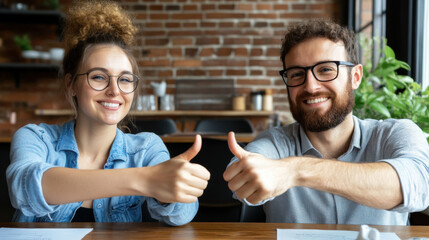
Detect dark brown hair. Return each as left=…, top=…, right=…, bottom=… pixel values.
left=280, top=19, right=358, bottom=69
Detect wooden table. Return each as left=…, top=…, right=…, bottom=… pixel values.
left=1, top=222, right=428, bottom=239
left=161, top=133, right=255, bottom=143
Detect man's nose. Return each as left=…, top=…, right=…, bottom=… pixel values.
left=302, top=69, right=322, bottom=93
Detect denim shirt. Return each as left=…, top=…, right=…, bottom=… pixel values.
left=232, top=116, right=429, bottom=225
left=7, top=120, right=198, bottom=225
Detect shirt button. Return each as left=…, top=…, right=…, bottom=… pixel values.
left=97, top=203, right=102, bottom=208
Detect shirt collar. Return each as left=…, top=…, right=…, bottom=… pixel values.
left=299, top=116, right=362, bottom=156
left=57, top=120, right=128, bottom=162
left=57, top=120, right=79, bottom=153
left=107, top=128, right=127, bottom=162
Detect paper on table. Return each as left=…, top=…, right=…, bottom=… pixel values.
left=0, top=227, right=93, bottom=240
left=277, top=229, right=400, bottom=240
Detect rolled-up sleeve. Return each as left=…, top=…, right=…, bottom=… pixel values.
left=7, top=126, right=58, bottom=217
left=140, top=133, right=198, bottom=225
left=379, top=120, right=429, bottom=212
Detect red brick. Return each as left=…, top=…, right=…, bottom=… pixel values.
left=184, top=22, right=198, bottom=28
left=185, top=48, right=198, bottom=57
left=219, top=22, right=234, bottom=28
left=172, top=13, right=203, bottom=20
left=237, top=22, right=251, bottom=28
left=142, top=30, right=165, bottom=36
left=177, top=69, right=206, bottom=76
left=201, top=21, right=217, bottom=28
left=226, top=69, right=246, bottom=76
left=266, top=48, right=280, bottom=57
left=237, top=79, right=271, bottom=86
left=196, top=38, right=220, bottom=45
left=145, top=22, right=163, bottom=28
left=234, top=48, right=248, bottom=57
left=250, top=59, right=282, bottom=67
left=248, top=13, right=278, bottom=19
left=135, top=13, right=147, bottom=20
left=145, top=38, right=169, bottom=46
left=270, top=22, right=285, bottom=28
left=173, top=60, right=202, bottom=67
left=139, top=59, right=171, bottom=67
left=219, top=4, right=235, bottom=10
left=145, top=48, right=168, bottom=57
left=224, top=38, right=251, bottom=45
left=253, top=38, right=282, bottom=45
left=205, top=13, right=246, bottom=19
left=237, top=3, right=253, bottom=11
left=257, top=4, right=271, bottom=11
left=169, top=48, right=183, bottom=57
left=250, top=48, right=263, bottom=56
left=158, top=70, right=173, bottom=77
left=250, top=70, right=263, bottom=75
left=200, top=48, right=215, bottom=57
left=203, top=59, right=246, bottom=67
left=183, top=4, right=198, bottom=11
left=209, top=70, right=223, bottom=76
left=217, top=48, right=233, bottom=57
left=172, top=38, right=193, bottom=45
left=273, top=4, right=289, bottom=11
left=169, top=30, right=203, bottom=36
left=149, top=4, right=163, bottom=11
left=202, top=4, right=215, bottom=10
left=291, top=4, right=307, bottom=10
left=149, top=13, right=169, bottom=20
left=166, top=22, right=181, bottom=28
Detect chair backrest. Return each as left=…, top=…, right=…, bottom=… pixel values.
left=194, top=118, right=254, bottom=134
left=0, top=143, right=15, bottom=222
left=131, top=118, right=178, bottom=136
left=166, top=138, right=243, bottom=222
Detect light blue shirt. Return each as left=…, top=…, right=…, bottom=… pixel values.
left=7, top=120, right=198, bottom=225
left=234, top=116, right=429, bottom=225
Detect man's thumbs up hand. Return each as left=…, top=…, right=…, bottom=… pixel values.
left=224, top=132, right=294, bottom=204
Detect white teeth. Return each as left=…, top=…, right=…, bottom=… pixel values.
left=306, top=98, right=327, bottom=104
left=101, top=102, right=120, bottom=108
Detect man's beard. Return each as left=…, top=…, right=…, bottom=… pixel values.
left=288, top=77, right=355, bottom=132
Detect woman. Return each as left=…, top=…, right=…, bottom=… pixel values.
left=7, top=0, right=210, bottom=224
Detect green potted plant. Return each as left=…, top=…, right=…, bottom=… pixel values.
left=13, top=34, right=40, bottom=61
left=354, top=37, right=429, bottom=142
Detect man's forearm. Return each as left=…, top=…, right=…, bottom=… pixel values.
left=294, top=157, right=403, bottom=209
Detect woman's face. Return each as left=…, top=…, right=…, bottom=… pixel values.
left=72, top=44, right=135, bottom=127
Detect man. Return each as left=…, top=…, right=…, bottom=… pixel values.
left=223, top=19, right=429, bottom=225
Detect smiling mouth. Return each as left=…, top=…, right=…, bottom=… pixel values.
left=305, top=97, right=328, bottom=104
left=100, top=102, right=120, bottom=108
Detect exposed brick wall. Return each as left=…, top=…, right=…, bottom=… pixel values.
left=0, top=0, right=342, bottom=137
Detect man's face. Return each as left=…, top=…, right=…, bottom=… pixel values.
left=285, top=37, right=360, bottom=132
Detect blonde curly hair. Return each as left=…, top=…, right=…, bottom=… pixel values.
left=60, top=0, right=139, bottom=130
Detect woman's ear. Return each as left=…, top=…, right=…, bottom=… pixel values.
left=351, top=64, right=363, bottom=90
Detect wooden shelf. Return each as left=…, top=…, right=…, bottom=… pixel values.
left=35, top=109, right=276, bottom=117
left=0, top=9, right=64, bottom=24
left=0, top=63, right=60, bottom=71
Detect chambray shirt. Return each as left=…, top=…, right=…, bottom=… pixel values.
left=233, top=116, right=429, bottom=225
left=7, top=120, right=198, bottom=225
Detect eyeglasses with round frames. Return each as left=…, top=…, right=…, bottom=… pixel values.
left=279, top=61, right=355, bottom=87
left=75, top=68, right=140, bottom=94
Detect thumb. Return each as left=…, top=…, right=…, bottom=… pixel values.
left=173, top=134, right=202, bottom=162
left=227, top=131, right=248, bottom=160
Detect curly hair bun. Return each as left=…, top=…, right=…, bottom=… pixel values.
left=63, top=0, right=137, bottom=52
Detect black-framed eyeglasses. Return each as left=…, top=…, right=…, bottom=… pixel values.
left=279, top=61, right=355, bottom=87
left=75, top=68, right=140, bottom=93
